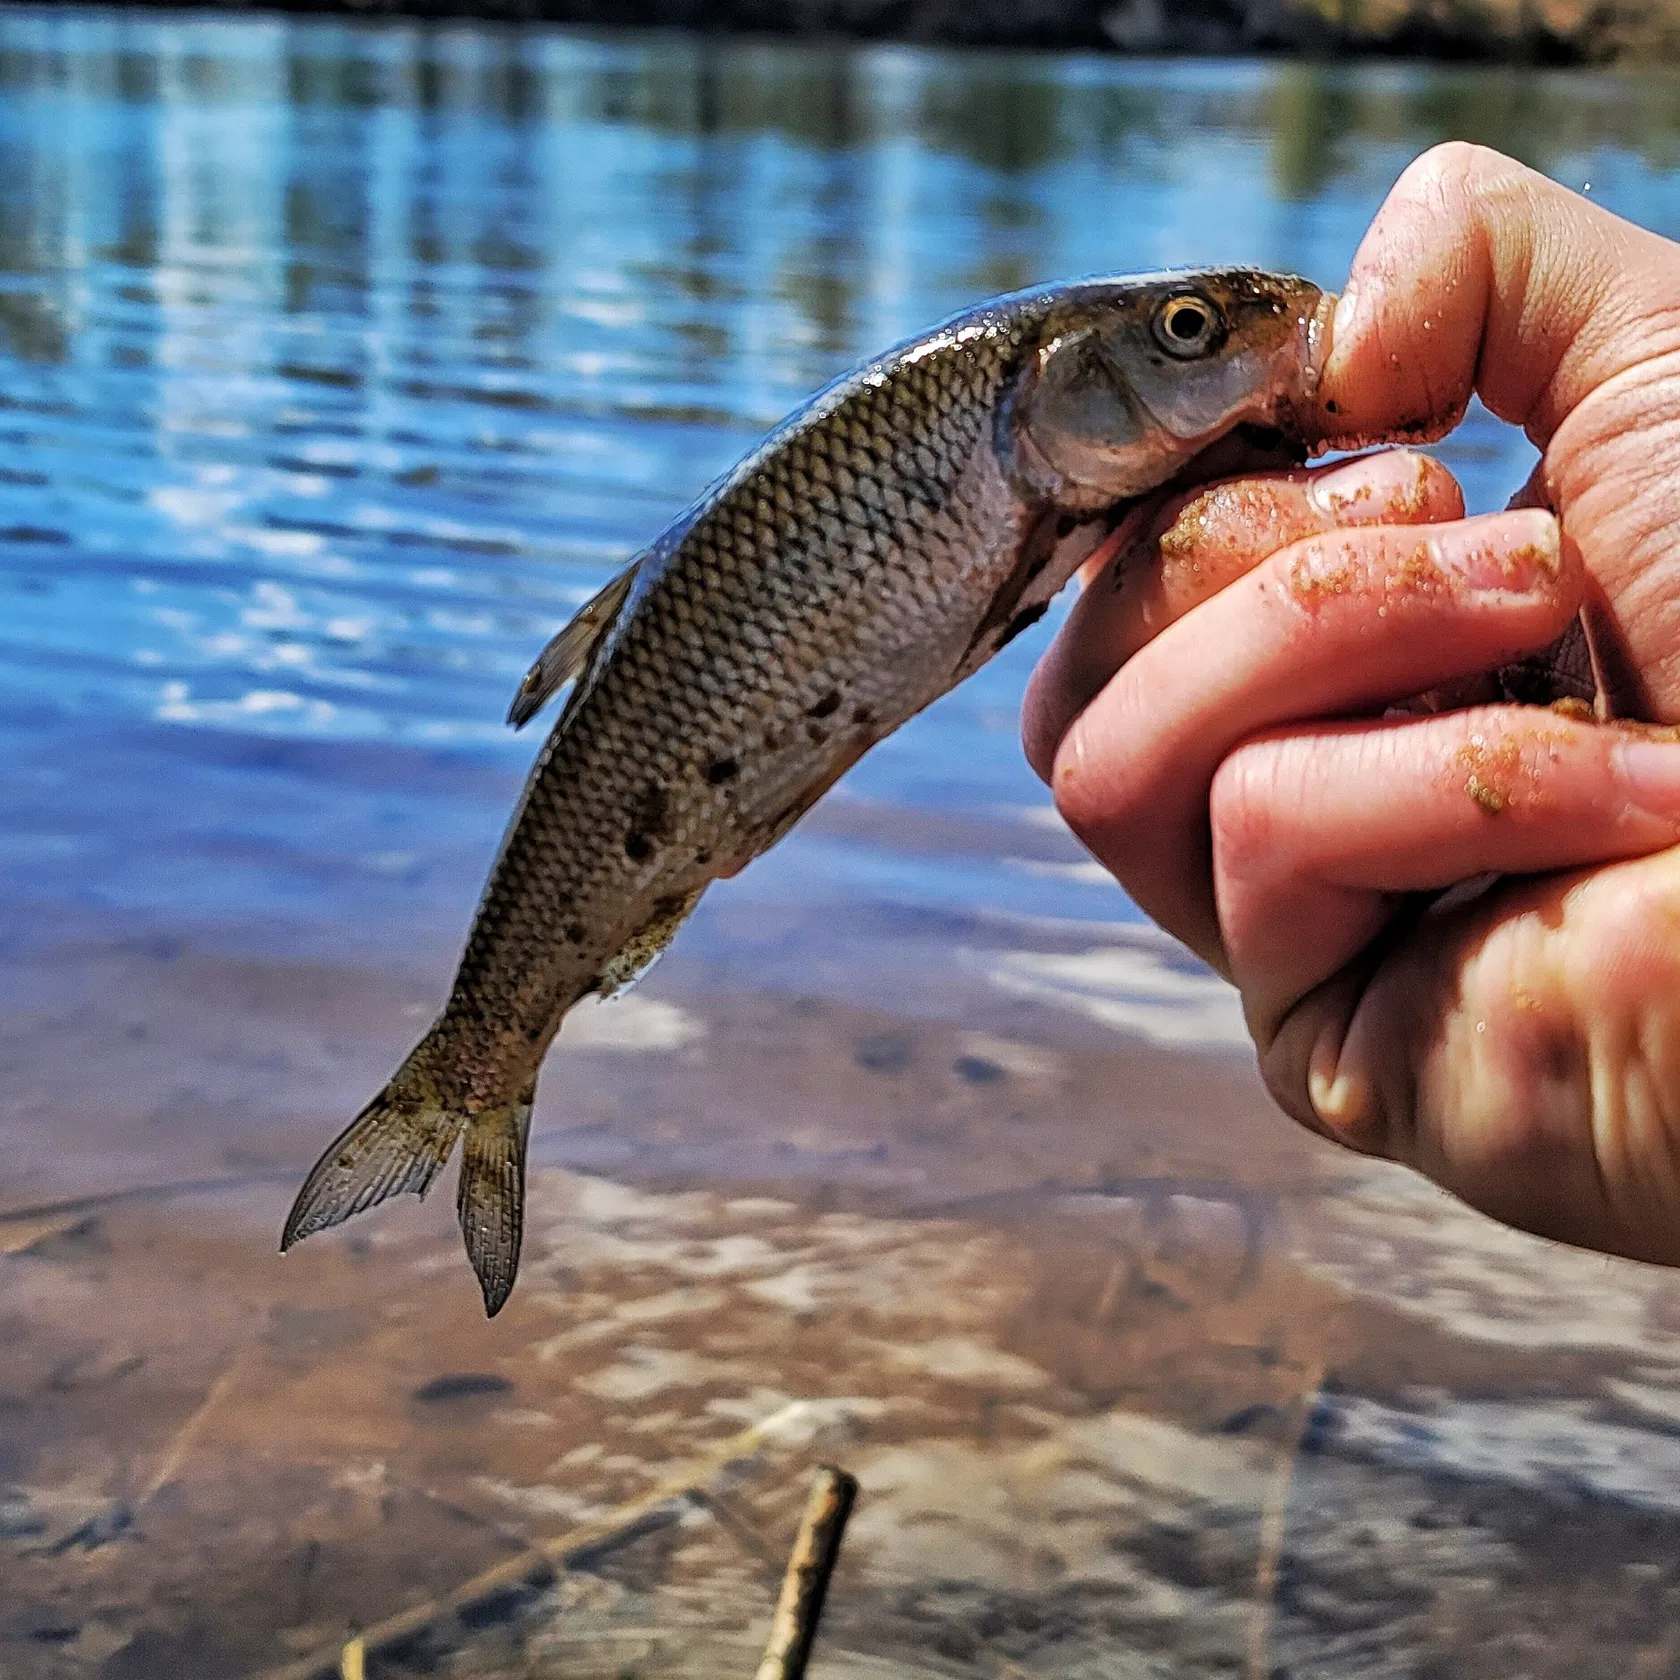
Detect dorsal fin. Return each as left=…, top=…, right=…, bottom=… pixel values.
left=506, top=562, right=639, bottom=730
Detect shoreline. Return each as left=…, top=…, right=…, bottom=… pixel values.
left=6, top=0, right=1679, bottom=65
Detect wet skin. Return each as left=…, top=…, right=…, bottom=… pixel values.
left=1025, top=142, right=1680, bottom=1271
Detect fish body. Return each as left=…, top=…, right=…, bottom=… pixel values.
left=283, top=269, right=1332, bottom=1313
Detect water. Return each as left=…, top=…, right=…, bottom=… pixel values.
left=4, top=17, right=1679, bottom=984
left=7, top=15, right=1680, bottom=1679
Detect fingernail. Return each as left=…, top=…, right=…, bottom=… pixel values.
left=1307, top=449, right=1427, bottom=521
left=1330, top=283, right=1362, bottom=352
left=1433, top=509, right=1561, bottom=593
left=1613, top=735, right=1680, bottom=811
left=1307, top=1024, right=1370, bottom=1136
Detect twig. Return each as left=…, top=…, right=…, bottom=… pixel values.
left=0, top=1212, right=85, bottom=1257
left=689, top=1486, right=784, bottom=1574
left=141, top=1352, right=250, bottom=1505
left=1091, top=1254, right=1128, bottom=1325
left=0, top=1171, right=293, bottom=1229
left=257, top=1399, right=821, bottom=1680
left=753, top=1465, right=857, bottom=1680
left=1246, top=1360, right=1325, bottom=1680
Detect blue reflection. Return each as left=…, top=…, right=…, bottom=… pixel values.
left=0, top=12, right=1677, bottom=962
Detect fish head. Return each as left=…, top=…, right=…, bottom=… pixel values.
left=1004, top=269, right=1333, bottom=511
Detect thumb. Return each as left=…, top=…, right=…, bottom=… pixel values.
left=1316, top=142, right=1680, bottom=452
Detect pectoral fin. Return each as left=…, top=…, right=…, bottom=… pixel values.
left=507, top=562, right=639, bottom=730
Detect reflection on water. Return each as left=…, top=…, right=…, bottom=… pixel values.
left=2, top=14, right=1679, bottom=973
left=6, top=12, right=1680, bottom=1678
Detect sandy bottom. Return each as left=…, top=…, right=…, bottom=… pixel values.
left=6, top=934, right=1680, bottom=1678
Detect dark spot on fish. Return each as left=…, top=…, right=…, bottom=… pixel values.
left=851, top=705, right=875, bottom=727
left=997, top=601, right=1049, bottom=649
left=412, top=1373, right=512, bottom=1403
left=705, top=756, right=739, bottom=785
left=805, top=722, right=829, bottom=745
left=1325, top=398, right=1341, bottom=415
left=652, top=893, right=687, bottom=918
left=954, top=1055, right=1006, bottom=1085
left=1056, top=513, right=1078, bottom=538
left=565, top=921, right=586, bottom=944
left=807, top=689, right=842, bottom=719
left=625, top=781, right=670, bottom=859
left=856, top=1031, right=913, bottom=1074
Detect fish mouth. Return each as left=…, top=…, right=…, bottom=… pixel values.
left=1075, top=419, right=1315, bottom=588
left=1174, top=417, right=1310, bottom=487
left=1282, top=287, right=1338, bottom=447
left=1095, top=290, right=1338, bottom=574
left=1146, top=284, right=1337, bottom=480
left=1301, top=288, right=1337, bottom=398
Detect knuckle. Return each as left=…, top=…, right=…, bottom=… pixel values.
left=1209, top=741, right=1289, bottom=887
left=1048, top=720, right=1115, bottom=840
left=1394, top=140, right=1510, bottom=214
left=1049, top=688, right=1160, bottom=845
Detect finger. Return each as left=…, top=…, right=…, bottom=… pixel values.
left=1022, top=449, right=1465, bottom=781
left=1051, top=509, right=1579, bottom=968
left=1211, top=708, right=1680, bottom=1048
left=1316, top=141, right=1680, bottom=451
left=1260, top=844, right=1680, bottom=1269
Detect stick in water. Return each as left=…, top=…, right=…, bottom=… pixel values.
left=754, top=1465, right=858, bottom=1680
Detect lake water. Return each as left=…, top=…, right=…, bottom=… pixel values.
left=7, top=14, right=1680, bottom=1679
left=5, top=13, right=1680, bottom=1014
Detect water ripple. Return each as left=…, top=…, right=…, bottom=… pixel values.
left=0, top=11, right=1675, bottom=980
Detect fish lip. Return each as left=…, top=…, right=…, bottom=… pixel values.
left=1301, top=289, right=1337, bottom=399
left=1268, top=286, right=1336, bottom=451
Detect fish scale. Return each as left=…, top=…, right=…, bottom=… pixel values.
left=283, top=268, right=1331, bottom=1314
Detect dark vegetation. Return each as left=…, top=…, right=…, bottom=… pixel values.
left=24, top=0, right=1680, bottom=63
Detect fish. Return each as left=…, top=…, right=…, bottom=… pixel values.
left=282, top=269, right=1333, bottom=1315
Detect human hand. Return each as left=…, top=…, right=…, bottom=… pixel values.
left=1023, top=144, right=1680, bottom=1265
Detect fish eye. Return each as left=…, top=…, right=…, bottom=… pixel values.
left=1152, top=294, right=1221, bottom=359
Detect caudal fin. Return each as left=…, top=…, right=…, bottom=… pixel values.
left=282, top=1039, right=536, bottom=1316
left=281, top=1081, right=461, bottom=1252
left=456, top=1079, right=534, bottom=1316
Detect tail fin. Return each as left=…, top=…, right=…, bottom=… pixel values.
left=282, top=1038, right=536, bottom=1316
left=456, top=1078, right=534, bottom=1317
